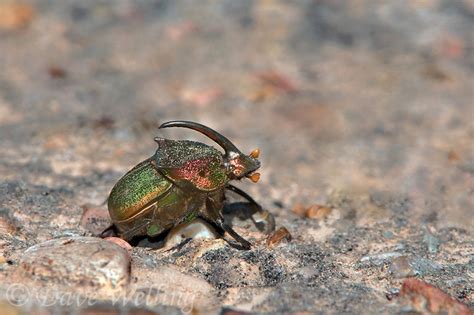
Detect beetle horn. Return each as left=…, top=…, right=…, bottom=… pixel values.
left=159, top=120, right=240, bottom=155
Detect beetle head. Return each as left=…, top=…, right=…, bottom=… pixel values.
left=225, top=149, right=261, bottom=182
left=159, top=121, right=261, bottom=183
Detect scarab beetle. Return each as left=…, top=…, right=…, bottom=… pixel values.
left=102, top=120, right=272, bottom=249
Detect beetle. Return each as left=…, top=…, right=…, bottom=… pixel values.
left=101, top=120, right=272, bottom=249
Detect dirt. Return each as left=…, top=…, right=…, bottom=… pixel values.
left=0, top=1, right=473, bottom=314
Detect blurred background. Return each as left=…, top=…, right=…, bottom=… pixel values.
left=0, top=0, right=473, bottom=313
left=1, top=0, right=472, bottom=228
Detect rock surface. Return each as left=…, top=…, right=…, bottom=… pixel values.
left=0, top=1, right=473, bottom=314
left=19, top=237, right=130, bottom=290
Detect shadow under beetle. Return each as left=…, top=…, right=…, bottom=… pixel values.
left=102, top=120, right=273, bottom=249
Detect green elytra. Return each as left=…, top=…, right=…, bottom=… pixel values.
left=104, top=120, right=270, bottom=249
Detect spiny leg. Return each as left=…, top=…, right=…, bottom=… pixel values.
left=205, top=197, right=251, bottom=250
left=226, top=184, right=275, bottom=233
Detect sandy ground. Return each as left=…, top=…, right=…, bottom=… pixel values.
left=0, top=1, right=473, bottom=314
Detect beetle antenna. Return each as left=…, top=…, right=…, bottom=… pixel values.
left=159, top=120, right=240, bottom=156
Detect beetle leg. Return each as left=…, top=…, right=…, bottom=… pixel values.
left=100, top=224, right=118, bottom=238
left=220, top=222, right=251, bottom=250
left=205, top=197, right=251, bottom=250
left=226, top=184, right=261, bottom=208
left=225, top=185, right=276, bottom=233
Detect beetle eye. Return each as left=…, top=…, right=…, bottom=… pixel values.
left=249, top=148, right=260, bottom=159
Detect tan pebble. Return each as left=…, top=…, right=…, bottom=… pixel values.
left=104, top=237, right=132, bottom=251
left=0, top=3, right=35, bottom=30
left=305, top=205, right=332, bottom=219
left=266, top=227, right=292, bottom=247
left=447, top=150, right=460, bottom=162
left=292, top=202, right=307, bottom=216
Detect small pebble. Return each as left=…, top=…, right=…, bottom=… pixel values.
left=20, top=237, right=130, bottom=290
left=389, top=256, right=414, bottom=278
left=0, top=3, right=35, bottom=30
left=305, top=205, right=332, bottom=219
left=292, top=202, right=307, bottom=216
left=400, top=278, right=471, bottom=314
left=389, top=256, right=442, bottom=278
left=359, top=252, right=403, bottom=267
left=423, top=229, right=440, bottom=254
left=266, top=227, right=292, bottom=247
left=164, top=218, right=217, bottom=248
left=385, top=287, right=400, bottom=301
left=292, top=203, right=332, bottom=219
left=105, top=237, right=132, bottom=251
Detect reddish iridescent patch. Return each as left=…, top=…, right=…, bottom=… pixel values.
left=170, top=157, right=225, bottom=190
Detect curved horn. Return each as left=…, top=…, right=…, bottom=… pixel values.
left=159, top=120, right=240, bottom=155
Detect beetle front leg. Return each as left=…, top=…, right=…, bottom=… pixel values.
left=226, top=184, right=275, bottom=233
left=205, top=197, right=251, bottom=250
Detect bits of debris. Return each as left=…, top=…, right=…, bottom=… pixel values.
left=447, top=150, right=461, bottom=162
left=93, top=116, right=115, bottom=130
left=266, top=227, right=292, bottom=247
left=48, top=66, right=67, bottom=79
left=257, top=71, right=296, bottom=93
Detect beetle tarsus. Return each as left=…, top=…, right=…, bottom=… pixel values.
left=205, top=197, right=252, bottom=250
left=220, top=221, right=252, bottom=250
left=100, top=224, right=118, bottom=238
left=165, top=237, right=192, bottom=252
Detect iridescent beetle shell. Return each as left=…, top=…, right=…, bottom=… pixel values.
left=103, top=121, right=272, bottom=249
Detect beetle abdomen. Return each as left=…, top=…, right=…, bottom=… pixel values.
left=108, top=158, right=172, bottom=223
